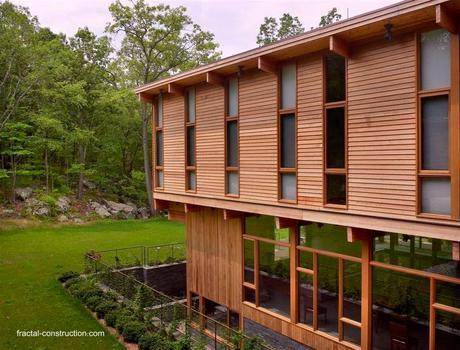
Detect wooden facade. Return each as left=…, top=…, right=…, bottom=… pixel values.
left=138, top=1, right=460, bottom=349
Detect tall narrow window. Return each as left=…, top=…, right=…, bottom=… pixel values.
left=225, top=77, right=239, bottom=195
left=185, top=88, right=196, bottom=191
left=155, top=94, right=164, bottom=188
left=418, top=29, right=452, bottom=216
left=324, top=54, right=347, bottom=206
left=279, top=63, right=297, bottom=201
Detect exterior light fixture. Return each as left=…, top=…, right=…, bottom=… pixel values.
left=384, top=23, right=393, bottom=41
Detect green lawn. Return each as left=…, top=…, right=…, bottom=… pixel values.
left=0, top=218, right=184, bottom=350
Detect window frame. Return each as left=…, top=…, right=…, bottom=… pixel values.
left=323, top=54, right=348, bottom=208
left=185, top=87, right=197, bottom=192
left=278, top=61, right=298, bottom=203
left=416, top=29, right=459, bottom=220
left=225, top=76, right=240, bottom=197
left=154, top=94, right=164, bottom=190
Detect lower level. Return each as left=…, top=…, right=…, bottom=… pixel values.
left=168, top=203, right=459, bottom=350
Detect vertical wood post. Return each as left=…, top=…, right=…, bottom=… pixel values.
left=361, top=234, right=372, bottom=350
left=313, top=252, right=318, bottom=330
left=429, top=277, right=436, bottom=350
left=338, top=257, right=344, bottom=340
left=290, top=225, right=298, bottom=323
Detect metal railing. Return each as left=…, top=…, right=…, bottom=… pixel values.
left=92, top=243, right=186, bottom=268
left=84, top=252, right=271, bottom=350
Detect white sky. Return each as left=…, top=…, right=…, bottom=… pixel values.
left=11, top=0, right=400, bottom=57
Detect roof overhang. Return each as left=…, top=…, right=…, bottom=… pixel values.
left=136, top=0, right=460, bottom=99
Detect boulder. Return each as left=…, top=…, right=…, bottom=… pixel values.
left=137, top=207, right=150, bottom=219
left=1, top=209, right=15, bottom=217
left=95, top=206, right=111, bottom=218
left=34, top=206, right=50, bottom=216
left=82, top=179, right=96, bottom=190
left=104, top=200, right=136, bottom=214
left=73, top=218, right=83, bottom=224
left=57, top=214, right=68, bottom=222
left=56, top=196, right=70, bottom=213
left=15, top=187, right=33, bottom=201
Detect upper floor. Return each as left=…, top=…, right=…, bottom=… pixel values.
left=136, top=0, right=460, bottom=234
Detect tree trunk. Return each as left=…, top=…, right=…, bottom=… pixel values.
left=141, top=103, right=153, bottom=213
left=44, top=147, right=49, bottom=193
left=11, top=156, right=16, bottom=204
left=77, top=144, right=87, bottom=200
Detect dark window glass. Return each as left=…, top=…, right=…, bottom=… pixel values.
left=372, top=267, right=429, bottom=350
left=326, top=54, right=346, bottom=103
left=259, top=241, right=290, bottom=318
left=422, top=95, right=449, bottom=170
left=244, top=287, right=255, bottom=304
left=344, top=324, right=361, bottom=346
left=204, top=298, right=228, bottom=329
left=156, top=131, right=163, bottom=166
left=244, top=239, right=255, bottom=284
left=436, top=309, right=460, bottom=349
left=326, top=107, right=345, bottom=169
left=190, top=292, right=200, bottom=324
left=326, top=174, right=346, bottom=205
left=373, top=234, right=460, bottom=279
left=436, top=281, right=460, bottom=308
left=244, top=215, right=283, bottom=241
left=229, top=310, right=240, bottom=330
left=227, top=120, right=238, bottom=167
left=298, top=250, right=313, bottom=270
left=298, top=272, right=313, bottom=326
left=344, top=260, right=361, bottom=322
left=299, top=223, right=361, bottom=257
left=281, top=113, right=295, bottom=168
left=317, top=255, right=338, bottom=334
left=187, top=127, right=195, bottom=166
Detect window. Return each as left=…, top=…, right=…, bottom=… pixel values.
left=155, top=94, right=164, bottom=188
left=279, top=63, right=297, bottom=201
left=324, top=56, right=347, bottom=207
left=243, top=216, right=291, bottom=319
left=185, top=88, right=196, bottom=191
left=225, top=78, right=239, bottom=195
left=418, top=29, right=453, bottom=217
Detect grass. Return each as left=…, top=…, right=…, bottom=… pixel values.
left=0, top=218, right=185, bottom=350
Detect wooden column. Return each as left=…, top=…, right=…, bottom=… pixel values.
left=290, top=224, right=298, bottom=323
left=429, top=277, right=436, bottom=350
left=361, top=234, right=373, bottom=350
left=450, top=33, right=460, bottom=219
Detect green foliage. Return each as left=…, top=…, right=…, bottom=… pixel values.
left=86, top=295, right=106, bottom=311
left=57, top=271, right=80, bottom=283
left=115, top=314, right=138, bottom=333
left=256, top=13, right=304, bottom=46
left=95, top=300, right=120, bottom=319
left=121, top=320, right=147, bottom=343
left=319, top=7, right=342, bottom=27
left=139, top=332, right=174, bottom=350
left=243, top=336, right=265, bottom=350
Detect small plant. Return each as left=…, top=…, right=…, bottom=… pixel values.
left=121, top=320, right=147, bottom=343
left=106, top=308, right=134, bottom=328
left=86, top=296, right=105, bottom=311
left=243, top=336, right=265, bottom=350
left=95, top=300, right=119, bottom=319
left=115, top=313, right=138, bottom=333
left=58, top=271, right=80, bottom=283
left=139, top=332, right=173, bottom=350
left=174, top=333, right=192, bottom=350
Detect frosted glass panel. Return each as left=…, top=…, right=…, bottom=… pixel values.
left=281, top=173, right=296, bottom=200
left=281, top=63, right=296, bottom=109
left=227, top=120, right=238, bottom=167
left=228, top=78, right=238, bottom=116
left=156, top=131, right=163, bottom=166
left=421, top=178, right=451, bottom=215
left=188, top=171, right=196, bottom=191
left=281, top=114, right=295, bottom=168
left=227, top=172, right=239, bottom=195
left=187, top=89, right=195, bottom=122
left=157, top=170, right=164, bottom=188
left=157, top=95, right=163, bottom=127
left=422, top=95, right=449, bottom=170
left=421, top=29, right=451, bottom=90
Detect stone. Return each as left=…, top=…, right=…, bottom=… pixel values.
left=34, top=206, right=50, bottom=216
left=95, top=206, right=111, bottom=218
left=56, top=196, right=70, bottom=212
left=15, top=187, right=33, bottom=201
left=82, top=179, right=96, bottom=190
left=137, top=207, right=150, bottom=219
left=1, top=209, right=15, bottom=217
left=104, top=200, right=136, bottom=214
left=57, top=214, right=68, bottom=222
left=73, top=218, right=83, bottom=224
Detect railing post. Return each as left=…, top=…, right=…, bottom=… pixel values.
left=214, top=321, right=217, bottom=349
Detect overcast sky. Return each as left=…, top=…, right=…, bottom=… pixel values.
left=11, top=0, right=400, bottom=57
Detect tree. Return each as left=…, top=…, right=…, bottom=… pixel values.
left=256, top=13, right=304, bottom=46
left=106, top=0, right=221, bottom=212
left=319, top=7, right=342, bottom=27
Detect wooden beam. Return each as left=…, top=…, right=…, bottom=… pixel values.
left=223, top=209, right=246, bottom=220
left=257, top=56, right=278, bottom=74
left=347, top=227, right=384, bottom=242
left=154, top=199, right=169, bottom=211
left=275, top=217, right=298, bottom=229
left=436, top=4, right=458, bottom=34
left=329, top=35, right=351, bottom=58
left=167, top=83, right=184, bottom=96
left=138, top=92, right=154, bottom=103
left=206, top=71, right=225, bottom=86
left=453, top=242, right=460, bottom=261
left=184, top=203, right=200, bottom=213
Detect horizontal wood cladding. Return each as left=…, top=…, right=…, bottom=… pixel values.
left=163, top=94, right=185, bottom=193
left=347, top=33, right=417, bottom=217
left=239, top=70, right=278, bottom=202
left=297, top=55, right=323, bottom=207
left=196, top=84, right=225, bottom=195
left=186, top=207, right=242, bottom=312
left=242, top=304, right=356, bottom=350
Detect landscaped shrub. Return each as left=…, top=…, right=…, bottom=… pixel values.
left=173, top=334, right=192, bottom=350
left=86, top=296, right=106, bottom=312
left=58, top=271, right=80, bottom=283
left=139, top=333, right=173, bottom=350
left=95, top=300, right=119, bottom=319
left=243, top=336, right=265, bottom=350
left=115, top=313, right=138, bottom=333
left=121, top=320, right=147, bottom=343
left=105, top=307, right=134, bottom=328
